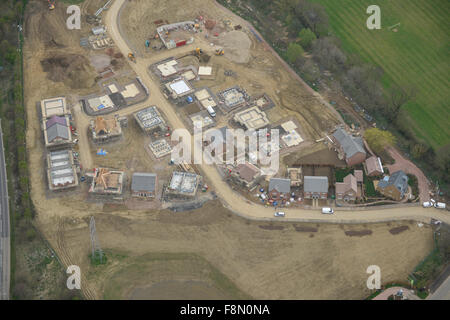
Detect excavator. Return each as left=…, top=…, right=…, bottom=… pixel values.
left=48, top=0, right=55, bottom=10
left=193, top=48, right=211, bottom=63
left=128, top=52, right=136, bottom=63
left=215, top=47, right=224, bottom=56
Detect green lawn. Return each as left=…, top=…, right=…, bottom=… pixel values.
left=314, top=0, right=450, bottom=150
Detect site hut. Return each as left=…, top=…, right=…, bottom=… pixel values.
left=88, top=168, right=125, bottom=198
left=134, top=106, right=167, bottom=136
left=43, top=114, right=73, bottom=150
left=229, top=162, right=262, bottom=189
left=92, top=25, right=107, bottom=36
left=156, top=21, right=196, bottom=49
left=375, top=170, right=408, bottom=201
left=233, top=106, right=270, bottom=131
left=365, top=156, right=384, bottom=177
left=165, top=77, right=195, bottom=99
left=165, top=171, right=201, bottom=199
left=41, top=97, right=69, bottom=119
left=90, top=115, right=122, bottom=144
left=47, top=149, right=79, bottom=191
left=131, top=173, right=157, bottom=200
left=303, top=176, right=329, bottom=200
left=331, top=128, right=366, bottom=166
left=335, top=174, right=359, bottom=201
left=268, top=178, right=291, bottom=201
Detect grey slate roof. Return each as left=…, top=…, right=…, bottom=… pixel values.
left=304, top=176, right=329, bottom=193
left=377, top=170, right=408, bottom=196
left=269, top=178, right=291, bottom=193
left=131, top=173, right=157, bottom=192
left=333, top=128, right=366, bottom=158
left=47, top=123, right=70, bottom=142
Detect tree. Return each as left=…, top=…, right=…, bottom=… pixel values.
left=388, top=84, right=416, bottom=121
left=364, top=128, right=396, bottom=154
left=298, top=28, right=316, bottom=49
left=286, top=42, right=304, bottom=63
left=312, top=37, right=347, bottom=72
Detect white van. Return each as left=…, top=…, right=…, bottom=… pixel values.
left=435, top=202, right=446, bottom=209
left=274, top=211, right=285, bottom=217
left=207, top=106, right=216, bottom=117
left=321, top=207, right=334, bottom=214
left=422, top=202, right=433, bottom=208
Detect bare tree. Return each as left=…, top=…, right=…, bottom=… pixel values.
left=389, top=84, right=417, bottom=120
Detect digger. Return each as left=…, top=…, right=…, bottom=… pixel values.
left=193, top=48, right=211, bottom=63
left=215, top=48, right=224, bottom=56
left=128, top=52, right=136, bottom=63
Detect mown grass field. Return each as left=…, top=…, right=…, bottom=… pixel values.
left=315, top=0, right=450, bottom=150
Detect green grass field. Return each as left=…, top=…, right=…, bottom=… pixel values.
left=314, top=0, right=450, bottom=150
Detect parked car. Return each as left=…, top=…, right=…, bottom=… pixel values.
left=274, top=211, right=285, bottom=217
left=434, top=202, right=446, bottom=209
left=321, top=207, right=334, bottom=214
left=422, top=202, right=433, bottom=208
left=73, top=138, right=79, bottom=144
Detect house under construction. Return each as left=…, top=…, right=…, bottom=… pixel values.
left=89, top=168, right=125, bottom=196
left=90, top=116, right=122, bottom=143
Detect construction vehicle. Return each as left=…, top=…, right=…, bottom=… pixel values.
left=215, top=48, right=224, bottom=56
left=193, top=48, right=211, bottom=63
left=48, top=0, right=55, bottom=10
left=128, top=52, right=136, bottom=63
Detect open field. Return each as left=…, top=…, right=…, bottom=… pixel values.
left=39, top=201, right=434, bottom=299
left=314, top=0, right=450, bottom=150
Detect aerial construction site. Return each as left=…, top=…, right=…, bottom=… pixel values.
left=13, top=0, right=448, bottom=301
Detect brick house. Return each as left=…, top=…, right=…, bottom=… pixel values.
left=335, top=174, right=358, bottom=201
left=268, top=178, right=291, bottom=201
left=332, top=128, right=366, bottom=166
left=304, top=176, right=329, bottom=199
left=131, top=173, right=157, bottom=199
left=365, top=156, right=384, bottom=176
left=376, top=170, right=408, bottom=201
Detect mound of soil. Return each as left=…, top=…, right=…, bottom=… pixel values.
left=345, top=229, right=373, bottom=237
left=40, top=54, right=96, bottom=89
left=389, top=226, right=409, bottom=235
left=259, top=225, right=284, bottom=230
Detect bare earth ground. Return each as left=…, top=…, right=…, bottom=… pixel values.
left=22, top=0, right=435, bottom=299
left=41, top=201, right=433, bottom=300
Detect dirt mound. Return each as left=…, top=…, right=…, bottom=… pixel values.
left=389, top=226, right=409, bottom=235
left=40, top=54, right=96, bottom=89
left=259, top=224, right=284, bottom=230
left=345, top=229, right=373, bottom=237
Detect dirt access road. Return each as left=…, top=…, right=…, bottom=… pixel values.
left=105, top=0, right=450, bottom=225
